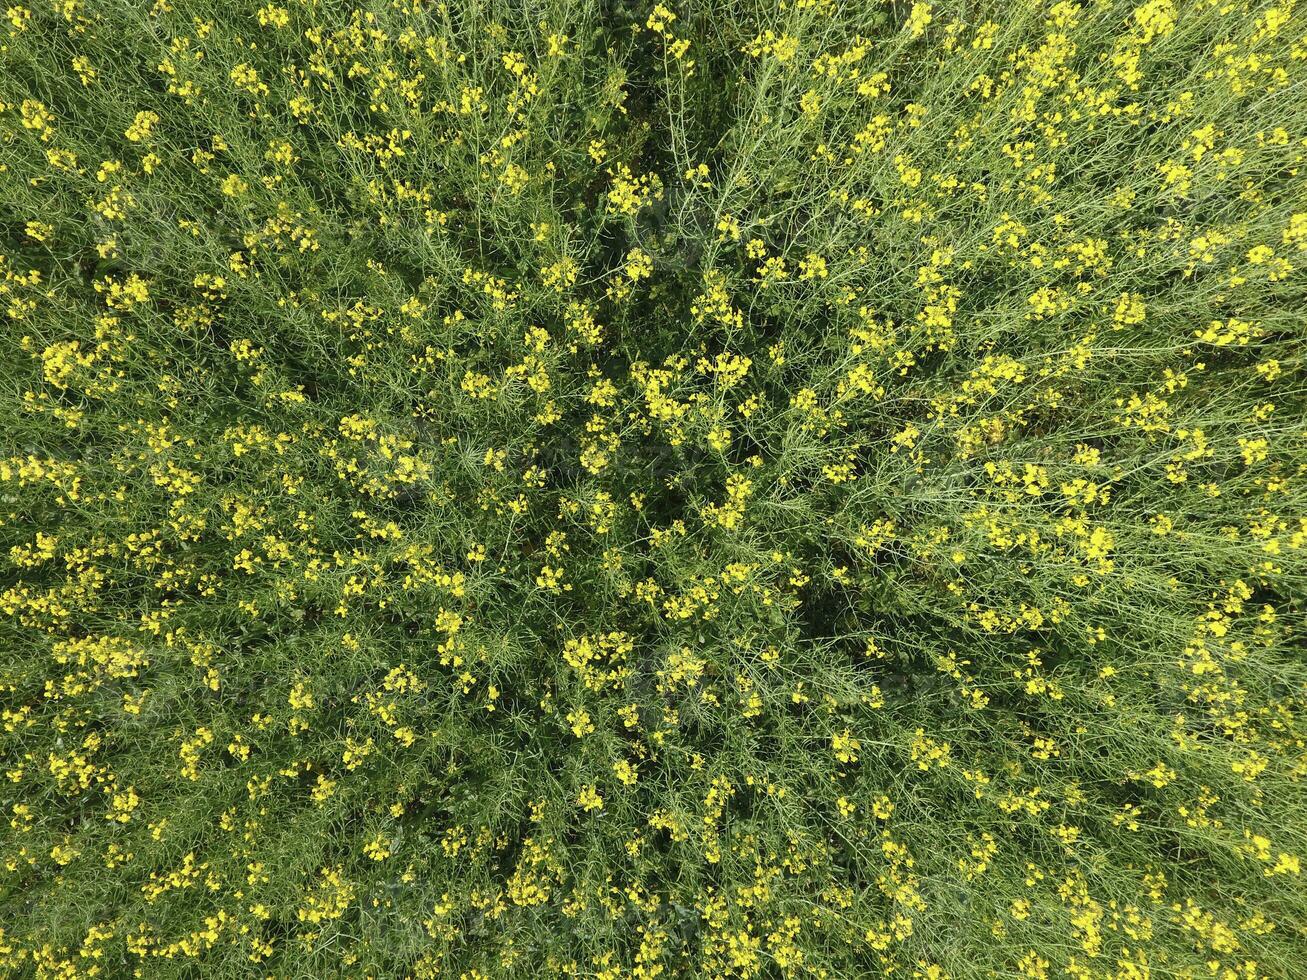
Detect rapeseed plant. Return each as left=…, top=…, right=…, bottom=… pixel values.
left=1, top=0, right=1306, bottom=977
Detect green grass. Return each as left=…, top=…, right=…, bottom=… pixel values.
left=1, top=0, right=1306, bottom=976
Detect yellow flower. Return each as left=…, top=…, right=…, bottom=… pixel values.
left=832, top=729, right=860, bottom=764
left=646, top=4, right=676, bottom=34
left=124, top=110, right=160, bottom=142
left=907, top=2, right=933, bottom=38
left=577, top=785, right=604, bottom=812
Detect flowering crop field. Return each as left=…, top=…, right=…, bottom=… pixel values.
left=2, top=0, right=1307, bottom=976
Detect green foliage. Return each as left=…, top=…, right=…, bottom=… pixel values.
left=1, top=0, right=1306, bottom=976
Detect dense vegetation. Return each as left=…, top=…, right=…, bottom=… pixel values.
left=2, top=0, right=1305, bottom=976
